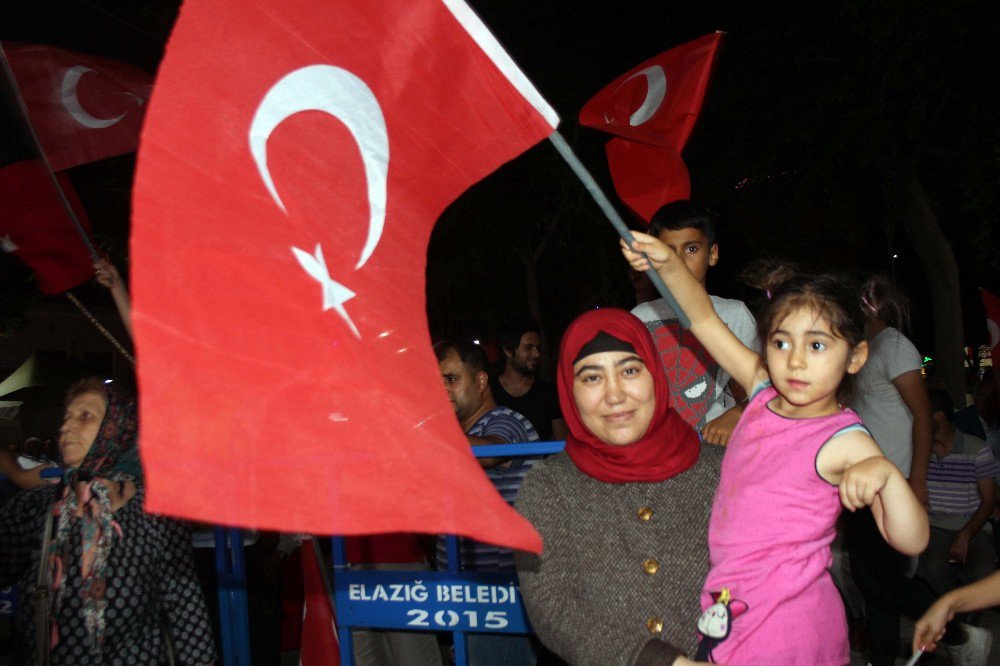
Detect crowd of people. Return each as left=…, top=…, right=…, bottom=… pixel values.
left=2, top=200, right=1000, bottom=665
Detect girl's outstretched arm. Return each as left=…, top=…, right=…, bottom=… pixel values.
left=817, top=429, right=929, bottom=555
left=621, top=233, right=764, bottom=394
left=912, top=569, right=1000, bottom=653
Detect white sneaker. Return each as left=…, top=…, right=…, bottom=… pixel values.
left=946, top=624, right=993, bottom=666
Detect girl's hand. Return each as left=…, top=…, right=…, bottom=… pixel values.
left=912, top=596, right=955, bottom=654
left=619, top=232, right=675, bottom=272
left=839, top=456, right=894, bottom=511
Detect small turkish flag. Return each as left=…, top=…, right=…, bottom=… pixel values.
left=2, top=43, right=153, bottom=171
left=606, top=138, right=690, bottom=223
left=299, top=539, right=340, bottom=665
left=982, top=289, right=1000, bottom=364
left=579, top=32, right=723, bottom=153
left=0, top=160, right=93, bottom=294
left=131, top=0, right=557, bottom=553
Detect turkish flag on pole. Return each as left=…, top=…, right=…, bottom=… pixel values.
left=579, top=33, right=721, bottom=224
left=605, top=138, right=690, bottom=223
left=299, top=539, right=340, bottom=665
left=2, top=43, right=153, bottom=171
left=131, top=0, right=557, bottom=553
left=579, top=32, right=723, bottom=152
left=0, top=160, right=94, bottom=294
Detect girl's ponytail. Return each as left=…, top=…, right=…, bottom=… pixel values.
left=859, top=275, right=911, bottom=333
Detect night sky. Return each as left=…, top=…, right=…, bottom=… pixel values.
left=2, top=0, right=998, bottom=375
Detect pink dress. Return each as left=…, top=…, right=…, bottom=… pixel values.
left=700, top=385, right=861, bottom=665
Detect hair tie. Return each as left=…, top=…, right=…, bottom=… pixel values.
left=765, top=290, right=771, bottom=300
left=860, top=295, right=878, bottom=316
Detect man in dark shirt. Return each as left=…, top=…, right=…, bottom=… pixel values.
left=489, top=318, right=566, bottom=441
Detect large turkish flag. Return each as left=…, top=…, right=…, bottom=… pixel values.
left=131, top=0, right=557, bottom=553
left=2, top=43, right=153, bottom=171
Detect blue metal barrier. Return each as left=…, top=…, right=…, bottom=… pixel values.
left=330, top=440, right=564, bottom=666
left=214, top=526, right=252, bottom=666
left=0, top=467, right=62, bottom=620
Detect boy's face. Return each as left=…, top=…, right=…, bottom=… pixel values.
left=655, top=227, right=718, bottom=286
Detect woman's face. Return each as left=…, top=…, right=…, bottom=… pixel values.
left=571, top=350, right=656, bottom=446
left=59, top=390, right=107, bottom=467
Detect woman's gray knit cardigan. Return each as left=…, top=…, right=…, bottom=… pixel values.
left=515, top=445, right=723, bottom=665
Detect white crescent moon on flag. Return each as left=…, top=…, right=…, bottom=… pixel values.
left=620, top=65, right=667, bottom=127
left=61, top=66, right=128, bottom=129
left=249, top=64, right=389, bottom=270
left=988, top=318, right=1000, bottom=351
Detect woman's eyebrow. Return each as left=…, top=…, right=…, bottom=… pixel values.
left=615, top=355, right=644, bottom=367
left=574, top=364, right=602, bottom=376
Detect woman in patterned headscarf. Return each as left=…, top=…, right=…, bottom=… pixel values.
left=515, top=308, right=723, bottom=666
left=0, top=378, right=215, bottom=664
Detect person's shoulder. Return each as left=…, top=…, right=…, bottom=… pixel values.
left=877, top=327, right=919, bottom=353
left=518, top=452, right=574, bottom=497
left=479, top=406, right=539, bottom=441
left=954, top=429, right=988, bottom=456
left=708, top=295, right=753, bottom=321
left=488, top=374, right=508, bottom=398
left=878, top=327, right=921, bottom=371
left=710, top=295, right=757, bottom=339
left=2, top=483, right=58, bottom=514
left=632, top=298, right=677, bottom=323
left=696, top=440, right=726, bottom=468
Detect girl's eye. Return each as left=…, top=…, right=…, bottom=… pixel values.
left=772, top=339, right=790, bottom=350
left=810, top=341, right=827, bottom=352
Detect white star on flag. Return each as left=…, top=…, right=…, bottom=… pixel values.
left=291, top=244, right=360, bottom=338
left=1, top=234, right=20, bottom=253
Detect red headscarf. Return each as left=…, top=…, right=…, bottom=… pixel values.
left=558, top=308, right=699, bottom=482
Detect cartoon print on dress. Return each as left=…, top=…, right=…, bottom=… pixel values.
left=646, top=320, right=718, bottom=429
left=695, top=588, right=749, bottom=662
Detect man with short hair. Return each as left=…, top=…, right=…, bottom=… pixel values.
left=490, top=319, right=566, bottom=442
left=434, top=339, right=539, bottom=562
left=434, top=339, right=540, bottom=665
left=918, top=388, right=1000, bottom=598
left=954, top=369, right=1000, bottom=464
left=436, top=339, right=538, bottom=457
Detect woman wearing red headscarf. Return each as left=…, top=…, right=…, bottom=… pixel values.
left=515, top=308, right=721, bottom=666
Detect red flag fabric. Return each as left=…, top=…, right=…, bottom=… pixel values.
left=0, top=160, right=93, bottom=294
left=605, top=138, right=690, bottom=223
left=982, top=289, right=1000, bottom=364
left=299, top=540, right=339, bottom=665
left=2, top=43, right=153, bottom=171
left=579, top=32, right=722, bottom=152
left=131, top=0, right=557, bottom=553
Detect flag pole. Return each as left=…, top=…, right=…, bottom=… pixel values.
left=0, top=43, right=99, bottom=261
left=548, top=130, right=690, bottom=328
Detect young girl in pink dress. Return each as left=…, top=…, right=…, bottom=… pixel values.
left=623, top=237, right=929, bottom=665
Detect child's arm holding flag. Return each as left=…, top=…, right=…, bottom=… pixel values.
left=622, top=232, right=765, bottom=397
